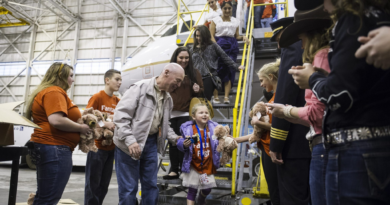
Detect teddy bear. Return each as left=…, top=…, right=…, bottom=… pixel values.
left=92, top=110, right=105, bottom=140
left=77, top=108, right=99, bottom=153
left=214, top=125, right=238, bottom=166
left=101, top=114, right=114, bottom=146
left=248, top=101, right=269, bottom=144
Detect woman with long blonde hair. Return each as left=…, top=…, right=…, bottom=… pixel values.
left=26, top=62, right=92, bottom=205
left=235, top=59, right=281, bottom=205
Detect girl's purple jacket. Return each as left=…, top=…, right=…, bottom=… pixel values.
left=176, top=120, right=221, bottom=173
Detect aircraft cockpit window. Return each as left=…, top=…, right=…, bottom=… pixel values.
left=162, top=24, right=178, bottom=37
left=161, top=20, right=196, bottom=37
left=180, top=20, right=196, bottom=33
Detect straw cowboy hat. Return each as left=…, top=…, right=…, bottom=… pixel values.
left=279, top=4, right=332, bottom=48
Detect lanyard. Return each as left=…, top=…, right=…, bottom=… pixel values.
left=195, top=123, right=207, bottom=166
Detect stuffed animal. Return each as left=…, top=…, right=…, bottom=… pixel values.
left=101, top=114, right=114, bottom=146
left=248, top=102, right=269, bottom=144
left=93, top=110, right=105, bottom=140
left=77, top=108, right=98, bottom=153
left=101, top=112, right=108, bottom=121
left=214, top=125, right=238, bottom=166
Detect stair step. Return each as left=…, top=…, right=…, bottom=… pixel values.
left=212, top=118, right=233, bottom=124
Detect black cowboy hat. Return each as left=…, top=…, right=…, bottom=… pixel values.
left=279, top=5, right=332, bottom=48
left=270, top=17, right=294, bottom=42
left=294, top=0, right=323, bottom=11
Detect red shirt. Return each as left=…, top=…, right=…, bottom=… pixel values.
left=191, top=125, right=216, bottom=175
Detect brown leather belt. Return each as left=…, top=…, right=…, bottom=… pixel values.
left=309, top=135, right=323, bottom=151
left=326, top=125, right=390, bottom=145
left=312, top=135, right=323, bottom=147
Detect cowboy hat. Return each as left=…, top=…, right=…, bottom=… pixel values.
left=270, top=17, right=294, bottom=42
left=294, top=0, right=323, bottom=10
left=279, top=5, right=332, bottom=48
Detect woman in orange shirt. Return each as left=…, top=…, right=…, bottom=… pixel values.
left=235, top=59, right=281, bottom=205
left=25, top=62, right=92, bottom=205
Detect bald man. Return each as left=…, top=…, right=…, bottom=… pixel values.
left=113, top=63, right=184, bottom=205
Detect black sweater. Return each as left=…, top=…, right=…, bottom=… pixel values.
left=309, top=9, right=390, bottom=133
left=270, top=41, right=310, bottom=159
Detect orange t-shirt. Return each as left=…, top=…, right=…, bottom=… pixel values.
left=247, top=0, right=265, bottom=7
left=191, top=125, right=216, bottom=175
left=31, top=86, right=81, bottom=151
left=257, top=93, right=275, bottom=157
left=86, top=90, right=120, bottom=150
left=262, top=1, right=276, bottom=19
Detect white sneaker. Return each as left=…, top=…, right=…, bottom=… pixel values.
left=213, top=97, right=221, bottom=104
left=224, top=97, right=230, bottom=104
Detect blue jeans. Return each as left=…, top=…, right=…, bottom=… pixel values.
left=310, top=143, right=327, bottom=205
left=261, top=17, right=272, bottom=28
left=32, top=143, right=72, bottom=205
left=115, top=134, right=159, bottom=205
left=244, top=6, right=265, bottom=31
left=326, top=138, right=390, bottom=205
left=84, top=149, right=115, bottom=205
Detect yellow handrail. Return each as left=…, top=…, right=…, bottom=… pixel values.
left=231, top=0, right=289, bottom=196
left=180, top=0, right=193, bottom=30
left=232, top=0, right=254, bottom=196
left=183, top=3, right=209, bottom=46
left=175, top=0, right=289, bottom=197
left=176, top=0, right=209, bottom=41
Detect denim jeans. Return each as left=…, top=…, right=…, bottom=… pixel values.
left=84, top=149, right=115, bottom=205
left=115, top=134, right=159, bottom=205
left=310, top=143, right=327, bottom=205
left=261, top=17, right=273, bottom=28
left=32, top=143, right=72, bottom=205
left=326, top=138, right=390, bottom=205
left=244, top=6, right=265, bottom=31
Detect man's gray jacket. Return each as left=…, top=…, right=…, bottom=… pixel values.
left=113, top=77, right=177, bottom=158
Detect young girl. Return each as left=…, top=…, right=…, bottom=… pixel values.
left=235, top=59, right=281, bottom=205
left=177, top=104, right=220, bottom=205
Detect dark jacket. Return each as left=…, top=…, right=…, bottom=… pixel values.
left=309, top=10, right=390, bottom=135
left=270, top=41, right=311, bottom=159
left=190, top=43, right=239, bottom=78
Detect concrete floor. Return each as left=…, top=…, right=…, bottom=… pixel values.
left=0, top=165, right=119, bottom=205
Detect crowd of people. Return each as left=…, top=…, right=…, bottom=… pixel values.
left=24, top=0, right=390, bottom=204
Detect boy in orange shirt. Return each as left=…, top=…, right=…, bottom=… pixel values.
left=84, top=69, right=122, bottom=205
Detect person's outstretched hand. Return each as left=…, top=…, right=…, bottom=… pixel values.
left=266, top=103, right=286, bottom=119
left=288, top=63, right=315, bottom=89
left=355, top=26, right=390, bottom=70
